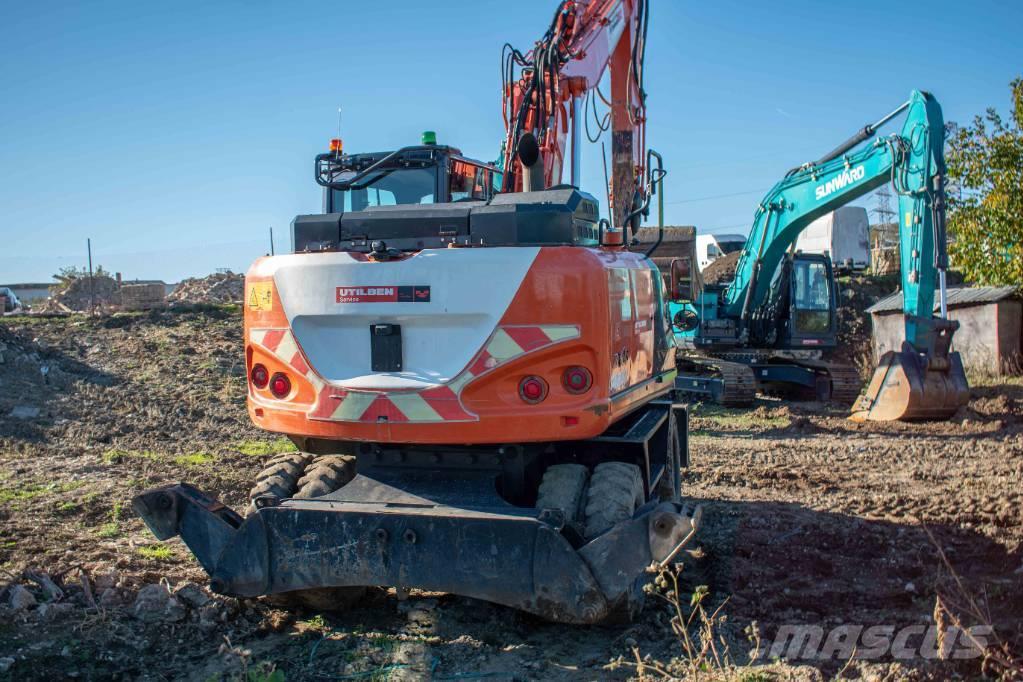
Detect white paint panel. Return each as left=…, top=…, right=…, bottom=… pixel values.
left=271, top=248, right=540, bottom=389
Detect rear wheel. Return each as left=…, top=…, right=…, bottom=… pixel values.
left=295, top=456, right=357, bottom=499
left=535, top=463, right=589, bottom=528
left=248, top=454, right=357, bottom=510
left=248, top=453, right=312, bottom=504
left=583, top=462, right=645, bottom=539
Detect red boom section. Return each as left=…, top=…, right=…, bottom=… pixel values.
left=501, top=0, right=648, bottom=228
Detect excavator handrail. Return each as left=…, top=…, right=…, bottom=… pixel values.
left=315, top=145, right=440, bottom=190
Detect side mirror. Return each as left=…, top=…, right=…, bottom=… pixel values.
left=673, top=308, right=700, bottom=333
left=669, top=258, right=691, bottom=301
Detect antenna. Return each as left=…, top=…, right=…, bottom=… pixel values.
left=335, top=106, right=343, bottom=159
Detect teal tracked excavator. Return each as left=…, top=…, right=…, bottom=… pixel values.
left=664, top=90, right=969, bottom=420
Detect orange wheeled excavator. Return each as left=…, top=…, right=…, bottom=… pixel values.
left=133, top=0, right=699, bottom=624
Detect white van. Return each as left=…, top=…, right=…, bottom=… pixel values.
left=695, top=233, right=746, bottom=271
left=795, top=206, right=870, bottom=272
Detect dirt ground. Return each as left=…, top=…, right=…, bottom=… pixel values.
left=0, top=309, right=1021, bottom=680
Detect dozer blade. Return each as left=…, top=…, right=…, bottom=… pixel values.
left=850, top=342, right=969, bottom=422
left=132, top=478, right=702, bottom=624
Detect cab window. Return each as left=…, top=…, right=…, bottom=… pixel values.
left=331, top=166, right=437, bottom=211
left=449, top=160, right=491, bottom=202
left=793, top=260, right=831, bottom=333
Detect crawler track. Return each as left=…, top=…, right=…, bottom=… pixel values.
left=676, top=355, right=757, bottom=406
left=792, top=358, right=863, bottom=404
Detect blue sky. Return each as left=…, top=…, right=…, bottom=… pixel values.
left=1, top=0, right=1020, bottom=283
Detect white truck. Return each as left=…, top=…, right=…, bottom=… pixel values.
left=695, top=233, right=746, bottom=271
left=795, top=206, right=870, bottom=272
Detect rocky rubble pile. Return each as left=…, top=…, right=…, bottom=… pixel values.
left=0, top=567, right=253, bottom=676
left=2, top=569, right=242, bottom=630
left=834, top=273, right=898, bottom=378
left=168, top=272, right=244, bottom=304
left=702, top=251, right=741, bottom=286
left=40, top=275, right=121, bottom=312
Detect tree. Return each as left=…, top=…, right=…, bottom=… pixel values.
left=945, top=77, right=1023, bottom=286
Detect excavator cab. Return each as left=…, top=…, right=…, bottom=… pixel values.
left=748, top=252, right=837, bottom=350
left=316, top=141, right=500, bottom=214
left=779, top=253, right=837, bottom=348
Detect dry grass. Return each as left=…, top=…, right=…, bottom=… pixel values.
left=609, top=566, right=760, bottom=681
left=926, top=526, right=1023, bottom=679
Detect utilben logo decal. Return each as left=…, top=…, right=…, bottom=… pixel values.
left=815, top=165, right=865, bottom=200
left=335, top=286, right=431, bottom=304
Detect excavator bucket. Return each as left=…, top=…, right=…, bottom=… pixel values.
left=850, top=342, right=969, bottom=422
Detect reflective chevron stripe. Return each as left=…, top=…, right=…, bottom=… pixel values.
left=250, top=328, right=323, bottom=392
left=250, top=324, right=580, bottom=423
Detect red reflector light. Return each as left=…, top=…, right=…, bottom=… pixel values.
left=518, top=376, right=548, bottom=404
left=562, top=366, right=592, bottom=394
left=562, top=415, right=579, bottom=426
left=269, top=373, right=291, bottom=399
left=250, top=364, right=269, bottom=389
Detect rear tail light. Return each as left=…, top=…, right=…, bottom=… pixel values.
left=562, top=366, right=592, bottom=394
left=269, top=373, right=292, bottom=399
left=518, top=376, right=548, bottom=404
left=250, top=364, right=269, bottom=389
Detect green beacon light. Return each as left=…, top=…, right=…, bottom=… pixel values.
left=421, top=130, right=437, bottom=145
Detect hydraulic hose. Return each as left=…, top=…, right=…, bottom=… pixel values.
left=638, top=149, right=666, bottom=257
left=931, top=173, right=950, bottom=319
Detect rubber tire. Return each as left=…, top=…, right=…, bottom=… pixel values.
left=248, top=453, right=312, bottom=503
left=535, top=463, right=589, bottom=525
left=583, top=462, right=645, bottom=539
left=294, top=455, right=357, bottom=499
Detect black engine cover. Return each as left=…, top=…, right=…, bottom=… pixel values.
left=469, top=188, right=599, bottom=246
left=291, top=188, right=599, bottom=253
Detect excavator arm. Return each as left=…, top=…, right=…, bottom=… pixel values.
left=500, top=0, right=650, bottom=231
left=723, top=90, right=967, bottom=420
